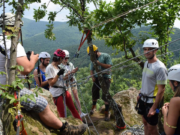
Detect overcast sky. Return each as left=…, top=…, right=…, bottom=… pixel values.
left=1, top=0, right=180, bottom=28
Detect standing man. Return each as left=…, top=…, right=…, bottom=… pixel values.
left=34, top=52, right=51, bottom=90
left=137, top=39, right=167, bottom=135
left=60, top=50, right=87, bottom=118
left=87, top=45, right=112, bottom=121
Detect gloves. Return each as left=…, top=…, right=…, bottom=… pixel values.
left=57, top=69, right=65, bottom=76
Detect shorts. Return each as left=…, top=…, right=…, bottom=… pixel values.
left=92, top=77, right=111, bottom=102
left=138, top=99, right=158, bottom=126
left=20, top=88, right=48, bottom=113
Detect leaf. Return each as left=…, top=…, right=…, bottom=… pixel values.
left=17, top=65, right=24, bottom=72
left=6, top=94, right=14, bottom=100
left=18, top=83, right=24, bottom=89
left=0, top=71, right=6, bottom=75
left=8, top=108, right=15, bottom=116
left=10, top=98, right=16, bottom=104
left=12, top=81, right=17, bottom=88
left=28, top=94, right=36, bottom=103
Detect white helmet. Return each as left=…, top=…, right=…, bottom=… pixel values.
left=39, top=52, right=51, bottom=59
left=143, top=39, right=159, bottom=48
left=168, top=64, right=180, bottom=82
left=63, top=50, right=69, bottom=58
left=0, top=13, right=23, bottom=27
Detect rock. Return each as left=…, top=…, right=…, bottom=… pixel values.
left=113, top=87, right=142, bottom=127
left=86, top=87, right=143, bottom=135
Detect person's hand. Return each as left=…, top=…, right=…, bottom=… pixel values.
left=137, top=95, right=140, bottom=102
left=162, top=103, right=169, bottom=116
left=147, top=107, right=156, bottom=117
left=72, top=67, right=78, bottom=73
left=92, top=77, right=95, bottom=82
left=57, top=69, right=65, bottom=76
left=30, top=51, right=39, bottom=63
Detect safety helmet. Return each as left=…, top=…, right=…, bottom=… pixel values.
left=63, top=50, right=69, bottom=58
left=54, top=49, right=65, bottom=58
left=87, top=45, right=98, bottom=54
left=39, top=52, right=51, bottom=59
left=168, top=64, right=180, bottom=82
left=142, top=39, right=159, bottom=48
left=0, top=13, right=23, bottom=27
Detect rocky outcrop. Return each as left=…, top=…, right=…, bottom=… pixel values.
left=85, top=87, right=143, bottom=135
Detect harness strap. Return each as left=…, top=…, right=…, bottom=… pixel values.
left=14, top=114, right=28, bottom=135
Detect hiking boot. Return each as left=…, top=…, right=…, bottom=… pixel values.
left=90, top=105, right=96, bottom=115
left=60, top=122, right=87, bottom=135
left=104, top=111, right=111, bottom=121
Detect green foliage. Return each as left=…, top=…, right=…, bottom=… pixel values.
left=93, top=0, right=180, bottom=66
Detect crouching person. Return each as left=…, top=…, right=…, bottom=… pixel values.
left=0, top=12, right=87, bottom=135
left=20, top=88, right=87, bottom=134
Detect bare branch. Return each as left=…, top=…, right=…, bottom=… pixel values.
left=56, top=6, right=65, bottom=14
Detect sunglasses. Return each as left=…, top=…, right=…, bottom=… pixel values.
left=65, top=58, right=69, bottom=60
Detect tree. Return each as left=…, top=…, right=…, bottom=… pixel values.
left=93, top=0, right=180, bottom=67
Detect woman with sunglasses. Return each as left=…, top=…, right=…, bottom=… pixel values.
left=60, top=50, right=87, bottom=118
left=46, top=49, right=82, bottom=121
left=162, top=64, right=180, bottom=135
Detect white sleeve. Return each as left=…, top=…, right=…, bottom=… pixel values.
left=46, top=66, right=55, bottom=80
left=17, top=43, right=26, bottom=58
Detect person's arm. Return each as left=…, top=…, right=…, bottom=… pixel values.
left=96, top=54, right=112, bottom=69
left=63, top=67, right=78, bottom=80
left=17, top=51, right=38, bottom=75
left=90, top=70, right=95, bottom=82
left=47, top=76, right=59, bottom=87
left=33, top=69, right=49, bottom=87
left=96, top=61, right=111, bottom=69
left=147, top=84, right=165, bottom=117
left=162, top=98, right=180, bottom=135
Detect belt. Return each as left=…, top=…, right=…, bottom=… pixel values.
left=53, top=86, right=66, bottom=90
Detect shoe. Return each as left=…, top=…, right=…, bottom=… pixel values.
left=80, top=112, right=88, bottom=118
left=60, top=122, right=87, bottom=135
left=104, top=111, right=111, bottom=121
left=90, top=105, right=96, bottom=115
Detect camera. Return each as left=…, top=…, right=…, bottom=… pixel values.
left=26, top=51, right=36, bottom=61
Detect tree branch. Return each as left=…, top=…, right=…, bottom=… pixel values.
left=59, top=0, right=83, bottom=21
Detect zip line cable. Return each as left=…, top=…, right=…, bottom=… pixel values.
left=91, top=0, right=159, bottom=29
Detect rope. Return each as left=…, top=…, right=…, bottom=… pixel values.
left=91, top=0, right=159, bottom=29
left=77, top=84, right=100, bottom=135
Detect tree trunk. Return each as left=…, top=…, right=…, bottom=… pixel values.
left=86, top=30, right=126, bottom=129
left=3, top=1, right=23, bottom=134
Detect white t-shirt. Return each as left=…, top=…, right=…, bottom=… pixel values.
left=45, top=64, right=65, bottom=97
left=0, top=36, right=26, bottom=85
left=140, top=59, right=167, bottom=103
left=59, top=62, right=76, bottom=81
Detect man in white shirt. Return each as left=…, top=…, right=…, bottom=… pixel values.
left=136, top=39, right=167, bottom=135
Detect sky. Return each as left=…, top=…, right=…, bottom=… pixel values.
left=1, top=0, right=180, bottom=28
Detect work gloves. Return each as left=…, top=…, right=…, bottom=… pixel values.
left=57, top=69, right=65, bottom=76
